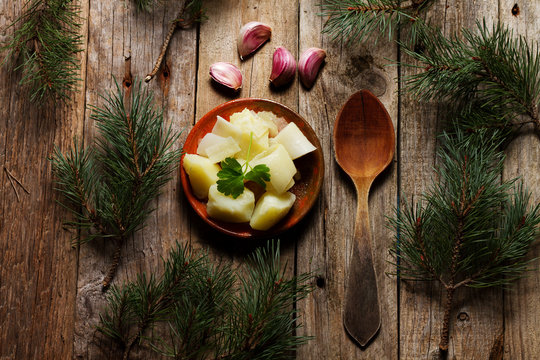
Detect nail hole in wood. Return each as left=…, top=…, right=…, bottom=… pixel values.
left=316, top=276, right=325, bottom=288
left=457, top=312, right=469, bottom=321
left=511, top=4, right=520, bottom=16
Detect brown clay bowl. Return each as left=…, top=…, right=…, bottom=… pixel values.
left=180, top=98, right=324, bottom=239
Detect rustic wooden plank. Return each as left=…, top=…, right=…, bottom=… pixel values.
left=501, top=0, right=540, bottom=358
left=398, top=1, right=504, bottom=359
left=74, top=1, right=197, bottom=358
left=296, top=1, right=398, bottom=358
left=0, top=0, right=89, bottom=359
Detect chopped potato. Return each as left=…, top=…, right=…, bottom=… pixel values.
left=211, top=116, right=243, bottom=140
left=251, top=144, right=296, bottom=194
left=250, top=191, right=296, bottom=230
left=254, top=111, right=279, bottom=137
left=197, top=133, right=240, bottom=163
left=206, top=185, right=255, bottom=223
left=274, top=122, right=316, bottom=160
left=183, top=154, right=220, bottom=200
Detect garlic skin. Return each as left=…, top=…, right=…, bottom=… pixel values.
left=269, top=46, right=296, bottom=87
left=209, top=62, right=242, bottom=90
left=237, top=21, right=272, bottom=60
left=298, top=48, right=326, bottom=89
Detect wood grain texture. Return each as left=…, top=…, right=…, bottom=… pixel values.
left=74, top=1, right=197, bottom=358
left=0, top=0, right=539, bottom=359
left=501, top=0, right=540, bottom=358
left=398, top=1, right=504, bottom=359
left=296, top=0, right=399, bottom=358
left=0, top=0, right=89, bottom=359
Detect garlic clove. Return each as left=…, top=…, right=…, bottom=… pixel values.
left=209, top=62, right=242, bottom=90
left=269, top=46, right=296, bottom=88
left=298, top=48, right=326, bottom=89
left=237, top=21, right=272, bottom=60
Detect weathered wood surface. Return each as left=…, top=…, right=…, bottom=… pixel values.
left=0, top=0, right=538, bottom=359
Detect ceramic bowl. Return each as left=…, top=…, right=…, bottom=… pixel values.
left=180, top=98, right=324, bottom=238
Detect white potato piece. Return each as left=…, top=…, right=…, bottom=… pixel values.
left=197, top=133, right=240, bottom=163
left=250, top=191, right=296, bottom=231
left=183, top=154, right=220, bottom=200
left=206, top=185, right=255, bottom=223
left=255, top=111, right=279, bottom=137
left=212, top=114, right=268, bottom=159
left=251, top=144, right=296, bottom=194
left=211, top=116, right=243, bottom=139
left=230, top=109, right=269, bottom=137
left=274, top=122, right=316, bottom=160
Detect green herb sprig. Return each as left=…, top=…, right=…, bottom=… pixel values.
left=217, top=133, right=270, bottom=199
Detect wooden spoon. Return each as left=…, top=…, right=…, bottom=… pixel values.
left=334, top=90, right=395, bottom=347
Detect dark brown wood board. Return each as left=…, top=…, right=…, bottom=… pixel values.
left=0, top=0, right=538, bottom=359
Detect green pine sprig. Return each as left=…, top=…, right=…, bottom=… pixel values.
left=320, top=0, right=435, bottom=45
left=2, top=0, right=82, bottom=103
left=402, top=20, right=540, bottom=133
left=50, top=79, right=182, bottom=290
left=388, top=129, right=540, bottom=352
left=97, top=240, right=314, bottom=360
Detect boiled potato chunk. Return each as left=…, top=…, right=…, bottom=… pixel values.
left=197, top=133, right=240, bottom=163
left=254, top=111, right=279, bottom=137
left=206, top=185, right=255, bottom=223
left=212, top=114, right=268, bottom=159
left=211, top=116, right=243, bottom=139
left=183, top=154, right=220, bottom=200
left=274, top=122, right=316, bottom=160
left=251, top=144, right=296, bottom=194
left=230, top=109, right=268, bottom=138
left=250, top=191, right=296, bottom=230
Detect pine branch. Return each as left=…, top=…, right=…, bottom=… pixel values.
left=97, top=241, right=314, bottom=360
left=51, top=79, right=182, bottom=289
left=388, top=128, right=540, bottom=353
left=320, top=0, right=435, bottom=45
left=402, top=20, right=540, bottom=134
left=2, top=0, right=82, bottom=103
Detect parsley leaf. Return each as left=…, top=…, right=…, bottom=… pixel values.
left=217, top=158, right=245, bottom=198
left=215, top=133, right=271, bottom=199
left=245, top=164, right=271, bottom=187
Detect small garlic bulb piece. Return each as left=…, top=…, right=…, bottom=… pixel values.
left=269, top=47, right=296, bottom=87
left=298, top=48, right=326, bottom=89
left=209, top=62, right=242, bottom=90
left=237, top=21, right=272, bottom=60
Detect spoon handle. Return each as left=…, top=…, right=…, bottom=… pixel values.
left=343, top=179, right=381, bottom=347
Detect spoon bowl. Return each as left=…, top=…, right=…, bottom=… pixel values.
left=334, top=90, right=395, bottom=347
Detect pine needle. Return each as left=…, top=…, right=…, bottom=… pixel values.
left=50, top=79, right=182, bottom=288
left=2, top=0, right=83, bottom=103
left=97, top=240, right=314, bottom=360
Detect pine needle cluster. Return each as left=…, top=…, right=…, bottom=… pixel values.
left=320, top=0, right=435, bottom=45
left=97, top=241, right=313, bottom=360
left=388, top=129, right=540, bottom=352
left=403, top=20, right=540, bottom=133
left=50, top=80, right=182, bottom=290
left=2, top=0, right=82, bottom=103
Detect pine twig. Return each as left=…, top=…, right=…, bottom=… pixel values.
left=320, top=0, right=435, bottom=45
left=145, top=0, right=204, bottom=83
left=2, top=0, right=83, bottom=103
left=51, top=79, right=182, bottom=289
left=389, top=129, right=540, bottom=352
left=102, top=238, right=124, bottom=291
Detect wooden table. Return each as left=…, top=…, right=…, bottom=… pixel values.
left=1, top=1, right=538, bottom=359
